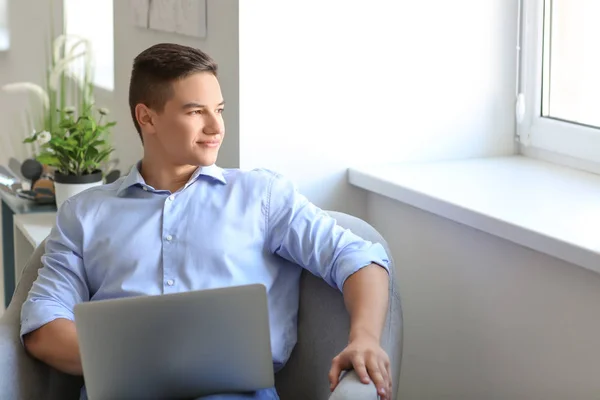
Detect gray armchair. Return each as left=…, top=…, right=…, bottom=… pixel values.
left=0, top=211, right=402, bottom=399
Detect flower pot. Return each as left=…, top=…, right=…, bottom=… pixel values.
left=54, top=170, right=103, bottom=209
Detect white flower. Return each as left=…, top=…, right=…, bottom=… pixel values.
left=98, top=107, right=110, bottom=116
left=64, top=106, right=75, bottom=114
left=36, top=131, right=51, bottom=145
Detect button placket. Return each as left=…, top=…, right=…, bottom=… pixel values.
left=161, top=194, right=177, bottom=294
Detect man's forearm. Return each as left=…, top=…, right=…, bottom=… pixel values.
left=23, top=318, right=83, bottom=376
left=342, top=264, right=389, bottom=342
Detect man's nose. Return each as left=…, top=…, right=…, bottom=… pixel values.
left=203, top=114, right=222, bottom=135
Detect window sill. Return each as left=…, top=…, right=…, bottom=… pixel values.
left=349, top=155, right=600, bottom=275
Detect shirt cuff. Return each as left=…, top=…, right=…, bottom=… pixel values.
left=20, top=300, right=75, bottom=347
left=334, top=242, right=390, bottom=291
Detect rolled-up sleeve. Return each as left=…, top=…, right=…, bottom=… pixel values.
left=265, top=172, right=390, bottom=291
left=20, top=198, right=90, bottom=343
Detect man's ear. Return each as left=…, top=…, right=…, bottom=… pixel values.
left=135, top=104, right=156, bottom=135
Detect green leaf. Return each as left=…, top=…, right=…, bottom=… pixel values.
left=86, top=146, right=99, bottom=159
left=59, top=119, right=74, bottom=129
left=95, top=148, right=114, bottom=163
left=84, top=128, right=95, bottom=142
left=49, top=137, right=63, bottom=146
left=89, top=139, right=106, bottom=148
left=36, top=152, right=60, bottom=166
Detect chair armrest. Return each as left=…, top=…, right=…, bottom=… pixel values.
left=0, top=318, right=49, bottom=399
left=329, top=370, right=379, bottom=400
left=0, top=319, right=22, bottom=399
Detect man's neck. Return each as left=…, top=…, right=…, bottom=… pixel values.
left=139, top=156, right=198, bottom=193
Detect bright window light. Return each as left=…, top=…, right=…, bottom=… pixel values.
left=0, top=0, right=9, bottom=51
left=64, top=0, right=114, bottom=91
left=541, top=0, right=600, bottom=128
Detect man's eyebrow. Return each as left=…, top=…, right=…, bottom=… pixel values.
left=181, top=101, right=225, bottom=110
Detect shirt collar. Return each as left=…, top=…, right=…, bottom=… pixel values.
left=117, top=162, right=227, bottom=196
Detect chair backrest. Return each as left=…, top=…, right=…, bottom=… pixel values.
left=274, top=211, right=403, bottom=400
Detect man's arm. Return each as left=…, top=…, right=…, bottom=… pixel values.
left=23, top=319, right=83, bottom=375
left=264, top=172, right=392, bottom=399
left=20, top=198, right=89, bottom=376
left=265, top=173, right=390, bottom=291
left=345, top=264, right=389, bottom=344
left=330, top=264, right=391, bottom=398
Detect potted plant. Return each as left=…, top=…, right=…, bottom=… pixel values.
left=24, top=105, right=115, bottom=208
left=2, top=31, right=118, bottom=207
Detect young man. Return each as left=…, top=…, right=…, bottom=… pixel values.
left=20, top=43, right=392, bottom=400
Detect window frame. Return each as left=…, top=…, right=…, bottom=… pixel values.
left=518, top=0, right=600, bottom=163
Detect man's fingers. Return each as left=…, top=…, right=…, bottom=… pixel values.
left=379, top=359, right=392, bottom=397
left=366, top=356, right=387, bottom=399
left=329, top=356, right=343, bottom=391
left=330, top=348, right=393, bottom=398
left=352, top=356, right=370, bottom=384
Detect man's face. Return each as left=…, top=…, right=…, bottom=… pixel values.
left=150, top=72, right=225, bottom=166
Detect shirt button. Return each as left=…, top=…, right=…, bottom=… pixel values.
left=168, top=195, right=175, bottom=201
left=166, top=279, right=174, bottom=286
left=166, top=234, right=173, bottom=241
left=142, top=186, right=148, bottom=191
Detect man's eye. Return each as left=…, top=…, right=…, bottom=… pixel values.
left=189, top=110, right=203, bottom=115
left=216, top=108, right=224, bottom=114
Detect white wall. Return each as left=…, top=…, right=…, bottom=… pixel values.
left=369, top=193, right=600, bottom=400
left=0, top=0, right=63, bottom=165
left=238, top=0, right=517, bottom=217
left=112, top=0, right=240, bottom=170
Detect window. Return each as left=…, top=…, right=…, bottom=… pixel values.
left=518, top=0, right=600, bottom=163
left=0, top=0, right=8, bottom=51
left=64, top=0, right=114, bottom=91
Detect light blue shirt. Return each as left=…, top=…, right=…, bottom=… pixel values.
left=21, top=164, right=389, bottom=370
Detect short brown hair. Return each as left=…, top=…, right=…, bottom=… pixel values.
left=128, top=43, right=218, bottom=141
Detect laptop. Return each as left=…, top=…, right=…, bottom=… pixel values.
left=74, top=284, right=275, bottom=400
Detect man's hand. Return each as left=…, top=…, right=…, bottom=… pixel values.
left=329, top=331, right=392, bottom=400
